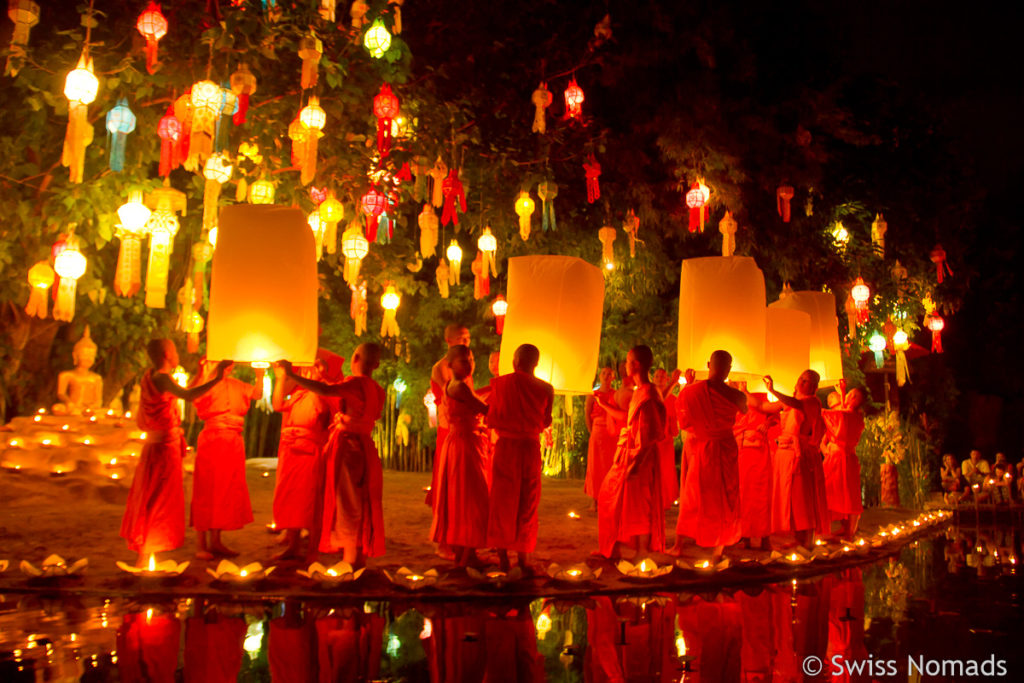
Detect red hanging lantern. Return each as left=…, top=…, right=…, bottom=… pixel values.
left=685, top=182, right=706, bottom=232
left=564, top=77, right=584, bottom=119
left=930, top=244, right=953, bottom=283
left=136, top=2, right=168, bottom=75
left=373, top=83, right=400, bottom=156
left=492, top=295, right=508, bottom=334
left=851, top=277, right=871, bottom=323
left=229, top=63, right=257, bottom=126
left=360, top=187, right=386, bottom=242
left=440, top=169, right=466, bottom=227
left=583, top=154, right=601, bottom=203
left=776, top=185, right=794, bottom=222
left=927, top=313, right=945, bottom=353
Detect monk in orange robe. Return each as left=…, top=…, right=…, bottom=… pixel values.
left=269, top=603, right=315, bottom=683
left=735, top=391, right=779, bottom=550
left=822, top=387, right=866, bottom=539
left=673, top=350, right=746, bottom=562
left=117, top=609, right=180, bottom=683
left=120, top=339, right=229, bottom=566
left=765, top=370, right=829, bottom=548
left=474, top=350, right=502, bottom=487
left=486, top=343, right=554, bottom=573
left=584, top=366, right=617, bottom=503
left=190, top=360, right=260, bottom=560
left=430, top=344, right=490, bottom=567
left=183, top=607, right=247, bottom=683
left=653, top=367, right=681, bottom=506
left=597, top=345, right=667, bottom=559
left=315, top=608, right=385, bottom=683
left=281, top=343, right=385, bottom=566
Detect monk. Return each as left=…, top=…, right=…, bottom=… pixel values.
left=673, top=350, right=746, bottom=562
left=485, top=343, right=554, bottom=573
left=596, top=345, right=667, bottom=560
left=765, top=370, right=828, bottom=549
left=735, top=388, right=780, bottom=550
left=653, top=367, right=681, bottom=506
left=430, top=345, right=490, bottom=567
left=117, top=608, right=181, bottom=683
left=281, top=343, right=385, bottom=567
left=583, top=366, right=617, bottom=504
left=822, top=387, right=866, bottom=539
left=474, top=350, right=502, bottom=487
left=190, top=360, right=261, bottom=560
left=183, top=603, right=247, bottom=683
left=120, top=339, right=229, bottom=566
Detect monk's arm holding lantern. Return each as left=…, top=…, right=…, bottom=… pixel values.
left=762, top=375, right=802, bottom=411
left=152, top=360, right=231, bottom=401
left=278, top=360, right=363, bottom=400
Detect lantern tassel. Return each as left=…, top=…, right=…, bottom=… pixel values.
left=932, top=329, right=943, bottom=354
left=145, top=38, right=159, bottom=74
left=25, top=282, right=50, bottom=318
left=234, top=93, right=249, bottom=126
left=53, top=279, right=78, bottom=322
left=62, top=102, right=93, bottom=185
left=381, top=310, right=399, bottom=337
left=542, top=198, right=556, bottom=232
left=109, top=132, right=127, bottom=172
left=350, top=282, right=368, bottom=336
left=145, top=228, right=173, bottom=309
left=114, top=235, right=143, bottom=297
left=895, top=349, right=910, bottom=387
left=376, top=214, right=392, bottom=245
left=471, top=252, right=489, bottom=300
left=301, top=128, right=320, bottom=186
left=435, top=261, right=450, bottom=298
left=583, top=155, right=601, bottom=204
left=203, top=179, right=221, bottom=233
left=377, top=117, right=392, bottom=156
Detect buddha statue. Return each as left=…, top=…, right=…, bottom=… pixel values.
left=54, top=326, right=104, bottom=415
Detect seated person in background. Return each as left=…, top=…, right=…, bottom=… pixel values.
left=940, top=453, right=969, bottom=504
left=985, top=463, right=1013, bottom=505
left=961, top=450, right=990, bottom=487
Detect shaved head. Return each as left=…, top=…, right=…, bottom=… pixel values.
left=352, top=343, right=381, bottom=374
left=708, top=350, right=732, bottom=381
left=147, top=339, right=177, bottom=368
left=444, top=324, right=470, bottom=346
left=630, top=345, right=654, bottom=372
left=513, top=344, right=540, bottom=372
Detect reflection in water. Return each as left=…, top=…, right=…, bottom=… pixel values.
left=2, top=526, right=1024, bottom=681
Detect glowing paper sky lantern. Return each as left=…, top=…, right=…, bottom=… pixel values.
left=514, top=191, right=535, bottom=241
left=499, top=255, right=605, bottom=394
left=207, top=205, right=318, bottom=366
left=114, top=191, right=152, bottom=297
left=765, top=307, right=811, bottom=396
left=53, top=245, right=87, bottom=322
left=364, top=18, right=392, bottom=59
left=136, top=2, right=168, bottom=74
left=25, top=261, right=54, bottom=318
left=769, top=290, right=844, bottom=386
left=677, top=256, right=766, bottom=381
left=62, top=52, right=98, bottom=184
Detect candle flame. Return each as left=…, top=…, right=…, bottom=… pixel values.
left=240, top=569, right=248, bottom=577
left=326, top=569, right=337, bottom=576
left=699, top=560, right=711, bottom=569
left=408, top=574, right=423, bottom=582
left=145, top=608, right=153, bottom=623
left=567, top=511, right=580, bottom=519
left=148, top=554, right=156, bottom=571
left=566, top=569, right=582, bottom=577
left=789, top=553, right=800, bottom=561
left=639, top=559, right=655, bottom=573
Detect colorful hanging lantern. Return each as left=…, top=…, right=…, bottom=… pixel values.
left=341, top=224, right=369, bottom=284
left=623, top=209, right=640, bottom=257
left=202, top=153, right=232, bottom=235
left=136, top=2, right=168, bottom=74
left=191, top=240, right=214, bottom=310
left=868, top=332, right=887, bottom=368
left=182, top=311, right=204, bottom=353
left=598, top=226, right=616, bottom=270
left=564, top=77, right=584, bottom=119
left=104, top=98, right=136, bottom=173
left=478, top=226, right=498, bottom=275
left=248, top=179, right=275, bottom=204
left=144, top=183, right=187, bottom=308
left=5, top=0, right=39, bottom=76
left=871, top=213, right=887, bottom=256
left=428, top=157, right=447, bottom=208
left=685, top=182, right=707, bottom=232
left=471, top=251, right=489, bottom=299
left=363, top=18, right=392, bottom=58
left=317, top=192, right=344, bottom=255
left=719, top=210, right=737, bottom=257
left=851, top=277, right=871, bottom=323
left=844, top=292, right=858, bottom=339
left=446, top=240, right=463, bottom=285
left=53, top=245, right=87, bottom=322
left=360, top=187, right=386, bottom=242
left=373, top=83, right=400, bottom=155
left=776, top=185, right=794, bottom=223
left=537, top=180, right=558, bottom=231
left=288, top=115, right=307, bottom=168
left=298, top=96, right=326, bottom=185
left=583, top=155, right=601, bottom=204
left=531, top=82, right=552, bottom=134
left=389, top=0, right=404, bottom=34
left=157, top=106, right=182, bottom=177
left=927, top=314, right=945, bottom=353
left=380, top=284, right=400, bottom=337
left=892, top=329, right=910, bottom=386
left=492, top=295, right=508, bottom=334
left=441, top=169, right=466, bottom=226
left=831, top=221, right=850, bottom=253
left=418, top=204, right=438, bottom=257
left=62, top=52, right=98, bottom=184
left=229, top=63, right=257, bottom=125
left=298, top=33, right=322, bottom=89
left=185, top=79, right=224, bottom=171
left=308, top=212, right=326, bottom=260
left=114, top=191, right=152, bottom=297
left=514, top=191, right=535, bottom=241
left=25, top=261, right=54, bottom=318
left=435, top=260, right=450, bottom=298
left=423, top=390, right=437, bottom=427
left=930, top=244, right=952, bottom=283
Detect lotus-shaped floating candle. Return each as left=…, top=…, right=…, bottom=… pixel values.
left=116, top=554, right=189, bottom=579
left=20, top=554, right=88, bottom=578
left=297, top=562, right=366, bottom=587
left=206, top=560, right=275, bottom=584
left=0, top=560, right=8, bottom=573
left=466, top=566, right=523, bottom=588
left=382, top=567, right=440, bottom=590
left=676, top=557, right=730, bottom=573
left=616, top=557, right=673, bottom=579
left=546, top=563, right=603, bottom=583
left=767, top=550, right=813, bottom=566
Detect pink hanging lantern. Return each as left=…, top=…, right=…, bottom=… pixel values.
left=564, top=77, right=584, bottom=119
left=360, top=187, right=387, bottom=242
left=927, top=313, right=945, bottom=353
left=373, top=83, right=400, bottom=156
left=685, top=182, right=706, bottom=232
left=136, top=2, right=168, bottom=74
left=776, top=185, right=794, bottom=222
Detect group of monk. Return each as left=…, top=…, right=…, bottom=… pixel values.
left=586, top=349, right=867, bottom=562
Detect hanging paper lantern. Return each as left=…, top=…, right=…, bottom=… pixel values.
left=892, top=329, right=910, bottom=386
left=537, top=181, right=558, bottom=231
left=514, top=191, right=535, bottom=241
left=428, top=157, right=447, bottom=208
left=144, top=183, right=187, bottom=308
left=389, top=0, right=404, bottom=34
left=868, top=332, right=887, bottom=368
left=719, top=210, right=738, bottom=257
left=583, top=155, right=601, bottom=203
left=564, top=77, right=584, bottom=119
left=492, top=295, right=508, bottom=334
left=5, top=0, right=39, bottom=76
left=623, top=209, right=640, bottom=257
left=25, top=261, right=54, bottom=318
left=298, top=33, right=322, bottom=89
left=53, top=245, right=87, bottom=322
left=435, top=260, right=450, bottom=298
left=927, top=314, right=945, bottom=353
left=350, top=0, right=369, bottom=29
left=478, top=226, right=498, bottom=277
left=598, top=226, right=616, bottom=270
left=136, top=2, right=168, bottom=74
left=349, top=280, right=368, bottom=336
left=298, top=97, right=326, bottom=185
left=471, top=252, right=489, bottom=299
left=319, top=0, right=336, bottom=21
left=191, top=240, right=214, bottom=310
left=363, top=18, right=392, bottom=58
left=317, top=193, right=344, bottom=255
left=288, top=116, right=308, bottom=168
left=202, top=153, right=232, bottom=234
left=114, top=191, right=152, bottom=297
left=185, top=79, right=224, bottom=171
left=440, top=169, right=466, bottom=226
left=100, top=99, right=135, bottom=175
left=360, top=187, right=386, bottom=242
left=418, top=204, right=438, bottom=257
left=851, top=277, right=871, bottom=323
left=423, top=390, right=437, bottom=427
left=871, top=213, right=887, bottom=256
left=685, top=182, right=707, bottom=233
left=373, top=83, right=400, bottom=155
left=341, top=224, right=369, bottom=284
left=380, top=284, right=401, bottom=337
left=776, top=185, right=794, bottom=223
left=184, top=311, right=204, bottom=353
left=308, top=212, right=327, bottom=260
left=531, top=82, right=552, bottom=134
left=157, top=107, right=182, bottom=177
left=248, top=179, right=275, bottom=205
left=930, top=244, right=952, bottom=283
left=229, top=63, right=257, bottom=125
left=446, top=240, right=463, bottom=285
left=62, top=52, right=98, bottom=184
left=831, top=222, right=850, bottom=253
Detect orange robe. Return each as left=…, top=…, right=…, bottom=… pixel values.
left=430, top=385, right=490, bottom=548
left=485, top=371, right=553, bottom=554
left=674, top=381, right=741, bottom=548
left=738, top=589, right=775, bottom=681
left=657, top=392, right=680, bottom=506
left=269, top=613, right=315, bottom=683
left=597, top=383, right=667, bottom=557
left=771, top=397, right=829, bottom=535
left=117, top=611, right=180, bottom=683
left=482, top=607, right=544, bottom=683
left=822, top=409, right=865, bottom=517
left=190, top=378, right=257, bottom=531
left=826, top=569, right=867, bottom=683
left=273, top=386, right=330, bottom=530
left=120, top=369, right=186, bottom=553
left=318, top=375, right=386, bottom=557
left=584, top=388, right=618, bottom=499
left=676, top=596, right=743, bottom=683
left=183, top=614, right=246, bottom=683
left=734, top=397, right=775, bottom=539
left=315, top=612, right=385, bottom=683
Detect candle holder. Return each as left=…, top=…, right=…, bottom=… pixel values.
left=297, top=561, right=366, bottom=587
left=382, top=567, right=440, bottom=590
left=767, top=550, right=813, bottom=566
left=0, top=560, right=8, bottom=573
left=116, top=554, right=189, bottom=579
left=676, top=557, right=730, bottom=573
left=616, top=557, right=673, bottom=580
left=546, top=562, right=602, bottom=583
left=466, top=566, right=523, bottom=588
left=20, top=554, right=88, bottom=578
left=206, top=560, right=275, bottom=585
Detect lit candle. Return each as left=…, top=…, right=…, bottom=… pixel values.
left=8, top=439, right=18, bottom=447
left=89, top=416, right=97, bottom=423
left=125, top=411, right=132, bottom=419
left=83, top=438, right=92, bottom=445
left=148, top=554, right=156, bottom=571
left=106, top=409, right=114, bottom=416
left=566, top=569, right=582, bottom=578
left=239, top=569, right=248, bottom=577
left=567, top=511, right=581, bottom=519
left=109, top=457, right=117, bottom=465
left=407, top=574, right=423, bottom=582
left=41, top=439, right=51, bottom=446
left=111, top=473, right=119, bottom=480
left=639, top=559, right=654, bottom=573
left=699, top=560, right=711, bottom=569
left=61, top=424, right=69, bottom=431
left=33, top=415, right=41, bottom=422
left=326, top=569, right=337, bottom=577
left=789, top=553, right=800, bottom=562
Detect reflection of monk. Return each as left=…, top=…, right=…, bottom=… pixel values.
left=827, top=568, right=867, bottom=683
left=738, top=588, right=775, bottom=681
left=54, top=326, right=104, bottom=414
left=183, top=610, right=247, bottom=683
left=315, top=609, right=385, bottom=683
left=269, top=604, right=316, bottom=683
left=482, top=604, right=544, bottom=683
left=676, top=595, right=743, bottom=683
left=822, top=388, right=866, bottom=538
left=116, top=610, right=180, bottom=683
left=421, top=604, right=487, bottom=683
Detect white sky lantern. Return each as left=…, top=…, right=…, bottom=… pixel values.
left=499, top=255, right=605, bottom=394
left=207, top=205, right=318, bottom=367
left=769, top=290, right=844, bottom=386
left=765, top=306, right=811, bottom=396
left=677, top=256, right=766, bottom=381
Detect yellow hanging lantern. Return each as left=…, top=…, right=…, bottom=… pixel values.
left=25, top=261, right=54, bottom=318
left=229, top=63, right=258, bottom=125
left=597, top=226, right=616, bottom=270
left=6, top=0, right=39, bottom=75
left=418, top=204, right=438, bottom=257
left=341, top=224, right=369, bottom=284
left=719, top=210, right=738, bottom=257
left=871, top=213, right=887, bottom=256
left=446, top=240, right=462, bottom=285
left=53, top=245, right=87, bottom=322
left=380, top=284, right=401, bottom=337
left=514, top=191, right=535, bottom=241
left=831, top=221, right=850, bottom=253
left=62, top=52, right=98, bottom=184
left=477, top=226, right=498, bottom=277
left=297, top=33, right=322, bottom=89
left=144, top=183, right=187, bottom=308
left=184, top=311, right=204, bottom=353
left=248, top=178, right=275, bottom=205
left=298, top=97, right=326, bottom=185
left=318, top=193, right=344, bottom=255
left=308, top=212, right=326, bottom=261
left=186, top=80, right=223, bottom=171
left=202, top=153, right=233, bottom=234
left=893, top=328, right=911, bottom=387
left=435, top=260, right=450, bottom=299
left=363, top=18, right=392, bottom=59
left=114, top=191, right=152, bottom=297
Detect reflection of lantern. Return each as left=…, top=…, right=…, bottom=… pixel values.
left=248, top=179, right=275, bottom=205
left=184, top=311, right=204, bottom=353
left=769, top=291, right=844, bottom=386
left=499, top=256, right=605, bottom=393
left=202, top=153, right=233, bottom=233
left=136, top=2, right=168, bottom=74
left=380, top=285, right=400, bottom=337
left=678, top=256, right=766, bottom=381
left=105, top=98, right=136, bottom=172
left=373, top=83, right=399, bottom=155
left=685, top=182, right=707, bottom=232
left=851, top=277, right=870, bottom=323
left=364, top=18, right=392, bottom=58
left=446, top=240, right=463, bottom=285
left=776, top=185, right=794, bottom=222
left=62, top=52, right=98, bottom=184
left=765, top=307, right=811, bottom=396
left=492, top=295, right=507, bottom=334
left=297, top=33, right=322, bottom=89
left=25, top=261, right=54, bottom=318
left=868, top=332, right=887, bottom=368
left=564, top=77, right=584, bottom=119
left=298, top=97, right=326, bottom=185
left=341, top=225, right=369, bottom=284
left=360, top=187, right=386, bottom=242
left=418, top=204, right=438, bottom=257
left=53, top=246, right=87, bottom=322
left=927, top=314, right=945, bottom=353
left=207, top=205, right=318, bottom=366
left=423, top=391, right=437, bottom=427
left=114, top=191, right=152, bottom=297
left=229, top=62, right=257, bottom=125
left=318, top=193, right=344, bottom=254
left=598, top=226, right=616, bottom=270
left=719, top=210, right=738, bottom=256
left=514, top=191, right=535, bottom=240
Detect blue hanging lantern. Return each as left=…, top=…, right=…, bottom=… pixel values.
left=105, top=98, right=136, bottom=172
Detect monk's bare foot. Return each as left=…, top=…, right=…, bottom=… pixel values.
left=211, top=543, right=239, bottom=558
left=666, top=544, right=684, bottom=557
left=195, top=550, right=215, bottom=561
left=436, top=547, right=456, bottom=561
